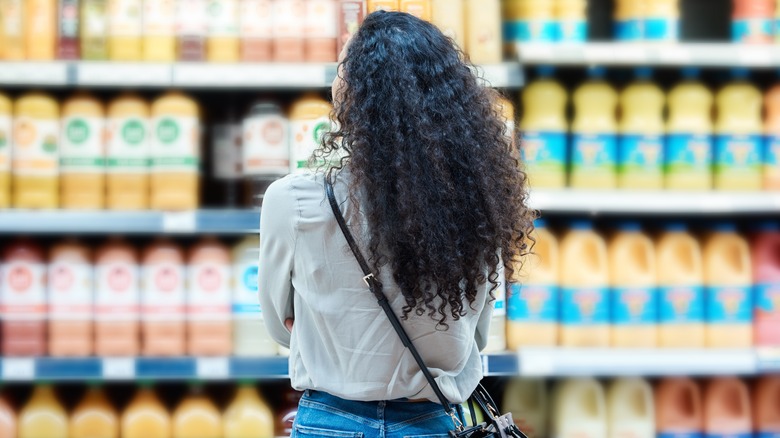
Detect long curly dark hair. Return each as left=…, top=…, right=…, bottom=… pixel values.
left=314, top=11, right=535, bottom=326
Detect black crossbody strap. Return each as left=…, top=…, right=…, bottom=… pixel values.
left=325, top=178, right=461, bottom=423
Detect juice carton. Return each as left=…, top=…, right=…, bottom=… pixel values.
left=752, top=222, right=780, bottom=346
left=207, top=0, right=240, bottom=62
left=555, top=0, right=588, bottom=42
left=754, top=376, right=780, bottom=438
left=614, top=0, right=644, bottom=41
left=552, top=378, right=607, bottom=438
left=172, top=384, right=222, bottom=438
left=733, top=0, right=774, bottom=43
left=18, top=385, right=67, bottom=438
left=142, top=0, right=175, bottom=61
left=240, top=0, right=273, bottom=61
left=95, top=238, right=140, bottom=356
left=176, top=0, right=207, bottom=61
left=607, top=378, right=655, bottom=438
left=70, top=384, right=119, bottom=438
left=223, top=383, right=275, bottom=438
left=0, top=92, right=11, bottom=208
left=465, top=0, right=502, bottom=64
left=187, top=237, right=232, bottom=356
left=503, top=379, right=549, bottom=438
left=655, top=378, right=704, bottom=438
left=106, top=94, right=150, bottom=210
left=233, top=236, right=278, bottom=356
left=48, top=240, right=94, bottom=356
left=121, top=383, right=171, bottom=438
left=290, top=94, right=333, bottom=173
left=704, top=378, right=753, bottom=438
left=432, top=0, right=464, bottom=49
left=80, top=0, right=109, bottom=60
left=61, top=93, right=105, bottom=209
left=305, top=0, right=338, bottom=62
left=1, top=239, right=47, bottom=356
left=764, top=84, right=780, bottom=190
left=272, top=0, right=305, bottom=62
left=645, top=0, right=680, bottom=41
left=107, top=0, right=142, bottom=60
left=142, top=239, right=186, bottom=356
left=26, top=0, right=57, bottom=60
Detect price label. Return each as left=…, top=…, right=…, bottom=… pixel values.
left=2, top=358, right=35, bottom=380
left=518, top=350, right=554, bottom=376
left=102, top=358, right=136, bottom=379
left=196, top=357, right=229, bottom=379
left=162, top=212, right=197, bottom=233
left=738, top=47, right=772, bottom=66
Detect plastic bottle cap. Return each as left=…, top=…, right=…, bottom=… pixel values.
left=634, top=67, right=653, bottom=80
left=570, top=220, right=593, bottom=230
left=587, top=66, right=607, bottom=79
left=536, top=66, right=556, bottom=78
left=664, top=222, right=687, bottom=232
left=681, top=67, right=700, bottom=79
left=731, top=68, right=750, bottom=80
left=616, top=221, right=642, bottom=232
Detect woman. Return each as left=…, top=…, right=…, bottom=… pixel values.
left=259, top=10, right=534, bottom=438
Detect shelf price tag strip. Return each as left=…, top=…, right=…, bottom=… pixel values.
left=102, top=358, right=136, bottom=379
left=1, top=358, right=35, bottom=381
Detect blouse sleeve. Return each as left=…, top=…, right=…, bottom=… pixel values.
left=258, top=177, right=298, bottom=349
left=474, top=261, right=504, bottom=352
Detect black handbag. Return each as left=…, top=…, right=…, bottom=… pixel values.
left=325, top=177, right=528, bottom=438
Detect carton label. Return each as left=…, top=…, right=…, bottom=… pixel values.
left=618, top=133, right=664, bottom=176
left=0, top=115, right=11, bottom=172
left=212, top=123, right=242, bottom=180
left=95, top=262, right=139, bottom=321
left=240, top=0, right=273, bottom=38
left=108, top=0, right=142, bottom=37
left=305, top=0, right=338, bottom=38
left=48, top=262, right=92, bottom=320
left=614, top=19, right=642, bottom=41
left=150, top=116, right=199, bottom=172
left=188, top=263, right=231, bottom=321
left=207, top=0, right=239, bottom=36
left=659, top=285, right=704, bottom=323
left=572, top=133, right=617, bottom=174
left=611, top=286, right=657, bottom=325
left=732, top=19, right=772, bottom=43
left=666, top=133, right=712, bottom=173
left=291, top=117, right=332, bottom=172
left=561, top=287, right=609, bottom=325
left=243, top=114, right=289, bottom=175
left=522, top=131, right=566, bottom=174
left=0, top=262, right=46, bottom=321
left=507, top=283, right=557, bottom=322
left=706, top=285, right=752, bottom=323
left=144, top=0, right=175, bottom=36
left=555, top=19, right=587, bottom=42
left=232, top=260, right=262, bottom=320
left=61, top=116, right=105, bottom=173
left=142, top=264, right=186, bottom=321
left=177, top=0, right=207, bottom=35
left=658, top=433, right=704, bottom=438
left=272, top=0, right=305, bottom=38
left=714, top=134, right=761, bottom=175
left=12, top=118, right=59, bottom=176
left=645, top=17, right=679, bottom=41
left=493, top=285, right=506, bottom=316
left=107, top=117, right=149, bottom=173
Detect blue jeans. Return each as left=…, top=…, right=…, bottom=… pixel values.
left=292, top=390, right=466, bottom=438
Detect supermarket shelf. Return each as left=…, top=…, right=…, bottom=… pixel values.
left=528, top=189, right=780, bottom=214
left=0, top=62, right=524, bottom=88
left=517, top=42, right=780, bottom=67
left=757, top=348, right=780, bottom=373
left=0, top=210, right=260, bottom=235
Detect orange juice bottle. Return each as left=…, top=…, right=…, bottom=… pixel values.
left=122, top=383, right=171, bottom=438
left=714, top=69, right=763, bottom=191
left=0, top=92, right=11, bottom=208
left=290, top=94, right=333, bottom=173
left=107, top=0, right=142, bottom=60
left=465, top=0, right=501, bottom=63
left=368, top=0, right=399, bottom=11
left=754, top=376, right=780, bottom=438
left=1, top=0, right=25, bottom=59
left=48, top=240, right=94, bottom=357
left=106, top=94, right=150, bottom=210
left=272, top=0, right=305, bottom=62
left=223, top=383, right=275, bottom=438
left=0, top=392, right=16, bottom=438
left=655, top=378, right=704, bottom=438
left=704, top=378, right=753, bottom=438
left=19, top=385, right=68, bottom=438
left=94, top=238, right=141, bottom=356
left=12, top=92, right=60, bottom=209
left=232, top=236, right=278, bottom=356
left=609, top=222, right=658, bottom=348
left=305, top=0, right=338, bottom=62
left=560, top=221, right=610, bottom=347
left=703, top=223, right=753, bottom=348
left=142, top=239, right=186, bottom=356
left=553, top=378, right=608, bottom=438
left=61, top=93, right=105, bottom=209
left=400, top=0, right=431, bottom=20
left=150, top=92, right=200, bottom=211
left=764, top=84, right=780, bottom=190
left=432, top=0, right=465, bottom=49
left=81, top=0, right=109, bottom=60
left=187, top=237, right=232, bottom=356
left=207, top=0, right=240, bottom=62
left=607, top=378, right=655, bottom=438
left=507, top=219, right=559, bottom=349
left=70, top=384, right=119, bottom=438
left=143, top=0, right=176, bottom=61
left=25, top=0, right=56, bottom=60
left=570, top=68, right=619, bottom=189
left=503, top=379, right=548, bottom=438
left=240, top=0, right=273, bottom=61
left=173, top=384, right=223, bottom=438
left=752, top=222, right=780, bottom=346
left=1, top=239, right=48, bottom=357
left=656, top=223, right=705, bottom=348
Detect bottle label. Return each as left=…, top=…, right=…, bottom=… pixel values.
left=0, top=261, right=46, bottom=321
left=658, top=433, right=704, bottom=438
left=176, top=0, right=207, bottom=36
left=243, top=114, right=289, bottom=175
left=212, top=123, right=243, bottom=180
left=756, top=282, right=780, bottom=318
left=514, top=20, right=557, bottom=42
left=273, top=0, right=305, bottom=38
left=555, top=19, right=587, bottom=42
left=614, top=19, right=643, bottom=41
left=144, top=0, right=175, bottom=36
left=507, top=283, right=557, bottom=322
left=207, top=0, right=239, bottom=36
left=291, top=117, right=332, bottom=172
left=142, top=263, right=186, bottom=322
left=338, top=0, right=364, bottom=51
left=107, top=116, right=149, bottom=173
left=108, top=0, right=143, bottom=37
left=493, top=285, right=506, bottom=316
left=150, top=116, right=200, bottom=172
left=95, top=262, right=139, bottom=321
left=1, top=0, right=23, bottom=37
left=659, top=285, right=704, bottom=323
left=714, top=134, right=762, bottom=175
left=0, top=115, right=11, bottom=172
left=188, top=263, right=231, bottom=321
left=618, top=133, right=664, bottom=177
left=12, top=118, right=59, bottom=176
left=645, top=17, right=679, bottom=41
left=707, top=285, right=752, bottom=324
left=61, top=116, right=105, bottom=173
left=732, top=19, right=773, bottom=43
left=232, top=260, right=262, bottom=321
left=239, top=0, right=273, bottom=38
left=561, top=287, right=609, bottom=325
left=757, top=432, right=780, bottom=438
left=666, top=133, right=712, bottom=173
left=305, top=0, right=338, bottom=38
left=48, top=262, right=92, bottom=320
left=572, top=133, right=617, bottom=174
left=764, top=135, right=780, bottom=187
left=59, top=0, right=80, bottom=38
left=611, top=286, right=657, bottom=325
left=522, top=131, right=567, bottom=174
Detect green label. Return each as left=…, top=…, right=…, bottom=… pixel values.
left=156, top=118, right=180, bottom=144
left=122, top=120, right=146, bottom=145
left=313, top=121, right=329, bottom=143
left=66, top=119, right=90, bottom=145
left=42, top=135, right=57, bottom=154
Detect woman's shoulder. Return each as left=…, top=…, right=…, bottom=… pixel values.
left=266, top=171, right=325, bottom=198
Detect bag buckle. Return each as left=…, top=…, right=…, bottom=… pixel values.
left=363, top=273, right=376, bottom=287
left=449, top=410, right=465, bottom=432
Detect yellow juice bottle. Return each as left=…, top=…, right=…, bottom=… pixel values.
left=70, top=384, right=119, bottom=438
left=517, top=0, right=557, bottom=42
left=714, top=69, right=763, bottom=191
left=121, top=383, right=171, bottom=438
left=108, top=0, right=142, bottom=60
left=80, top=0, right=109, bottom=60
left=106, top=94, right=149, bottom=210
left=465, top=0, right=501, bottom=63
left=223, top=383, right=275, bottom=438
left=25, top=0, right=56, bottom=60
left=290, top=94, right=333, bottom=173
left=149, top=92, right=200, bottom=210
left=556, top=0, right=588, bottom=42
left=618, top=68, right=665, bottom=190
left=18, top=385, right=68, bottom=438
left=207, top=0, right=240, bottom=62
left=432, top=0, right=464, bottom=49
left=12, top=92, right=60, bottom=209
left=645, top=0, right=680, bottom=42
left=1, top=0, right=25, bottom=59
left=143, top=0, right=176, bottom=61
left=173, top=384, right=223, bottom=438
left=614, top=0, right=644, bottom=41
left=520, top=67, right=568, bottom=188
left=570, top=68, right=619, bottom=189
left=0, top=92, right=11, bottom=208
left=368, top=0, right=399, bottom=12
left=665, top=68, right=714, bottom=190
left=61, top=93, right=106, bottom=209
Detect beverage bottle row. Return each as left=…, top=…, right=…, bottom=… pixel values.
left=507, top=219, right=780, bottom=350
left=732, top=0, right=780, bottom=43
left=503, top=0, right=589, bottom=43
left=503, top=376, right=780, bottom=438
left=0, top=236, right=280, bottom=357
left=519, top=67, right=780, bottom=191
